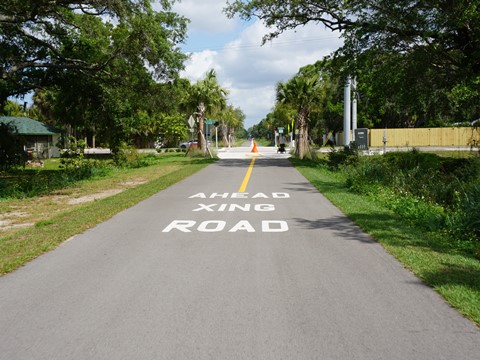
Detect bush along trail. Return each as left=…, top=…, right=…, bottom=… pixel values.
left=292, top=149, right=480, bottom=326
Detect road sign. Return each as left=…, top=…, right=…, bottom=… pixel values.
left=205, top=119, right=216, bottom=125
left=188, top=115, right=195, bottom=128
left=278, top=127, right=284, bottom=134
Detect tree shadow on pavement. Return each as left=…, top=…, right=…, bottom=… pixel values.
left=294, top=210, right=480, bottom=261
left=294, top=212, right=480, bottom=321
left=293, top=215, right=377, bottom=244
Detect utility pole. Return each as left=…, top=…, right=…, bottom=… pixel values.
left=343, top=76, right=351, bottom=148
left=351, top=77, right=357, bottom=142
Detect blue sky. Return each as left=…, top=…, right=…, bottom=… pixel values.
left=168, top=0, right=344, bottom=129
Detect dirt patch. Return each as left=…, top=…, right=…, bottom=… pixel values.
left=0, top=189, right=126, bottom=232
left=67, top=189, right=124, bottom=205
left=1, top=172, right=151, bottom=236
left=1, top=222, right=35, bottom=230
left=1, top=211, right=28, bottom=217
left=51, top=195, right=70, bottom=204
left=0, top=211, right=33, bottom=231
left=120, top=178, right=147, bottom=186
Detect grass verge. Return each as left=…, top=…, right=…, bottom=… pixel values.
left=291, top=158, right=480, bottom=326
left=0, top=155, right=213, bottom=275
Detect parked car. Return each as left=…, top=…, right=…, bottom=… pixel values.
left=178, top=139, right=212, bottom=149
left=179, top=140, right=198, bottom=149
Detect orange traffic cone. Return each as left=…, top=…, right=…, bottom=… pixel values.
left=251, top=141, right=258, bottom=153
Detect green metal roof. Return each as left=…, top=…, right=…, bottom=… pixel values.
left=0, top=116, right=62, bottom=135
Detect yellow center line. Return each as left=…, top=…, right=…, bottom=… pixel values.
left=238, top=158, right=256, bottom=193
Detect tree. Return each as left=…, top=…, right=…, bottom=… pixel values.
left=248, top=115, right=272, bottom=140
left=18, top=1, right=188, bottom=152
left=0, top=121, right=25, bottom=170
left=157, top=113, right=188, bottom=148
left=226, top=1, right=480, bottom=75
left=225, top=0, right=353, bottom=42
left=0, top=0, right=188, bottom=110
left=216, top=105, right=245, bottom=146
left=277, top=70, right=323, bottom=159
left=123, top=111, right=188, bottom=148
left=226, top=1, right=480, bottom=125
left=2, top=99, right=27, bottom=117
left=184, top=70, right=228, bottom=155
left=272, top=103, right=295, bottom=129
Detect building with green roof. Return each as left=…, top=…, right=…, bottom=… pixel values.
left=0, top=116, right=63, bottom=159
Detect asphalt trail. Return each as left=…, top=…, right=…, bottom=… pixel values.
left=0, top=157, right=479, bottom=359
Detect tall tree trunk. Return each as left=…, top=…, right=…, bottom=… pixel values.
left=221, top=122, right=229, bottom=146
left=294, top=110, right=311, bottom=160
left=229, top=127, right=235, bottom=146
left=197, top=102, right=206, bottom=155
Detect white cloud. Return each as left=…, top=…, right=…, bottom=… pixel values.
left=171, top=0, right=237, bottom=33
left=182, top=50, right=220, bottom=80
left=229, top=85, right=277, bottom=124
left=170, top=1, right=343, bottom=128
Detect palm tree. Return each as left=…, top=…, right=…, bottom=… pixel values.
left=277, top=74, right=322, bottom=159
left=217, top=105, right=245, bottom=146
left=186, top=70, right=228, bottom=155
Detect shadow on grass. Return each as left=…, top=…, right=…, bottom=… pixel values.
left=308, top=178, right=349, bottom=194
left=422, top=264, right=480, bottom=293
left=341, top=209, right=475, bottom=260
left=290, top=158, right=348, bottom=193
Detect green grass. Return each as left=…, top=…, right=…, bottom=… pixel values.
left=421, top=150, right=478, bottom=158
left=254, top=138, right=274, bottom=146
left=0, top=155, right=213, bottom=275
left=291, top=158, right=480, bottom=326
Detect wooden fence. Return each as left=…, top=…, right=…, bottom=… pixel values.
left=336, top=127, right=480, bottom=147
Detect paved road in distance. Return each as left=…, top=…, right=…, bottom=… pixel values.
left=0, top=155, right=479, bottom=359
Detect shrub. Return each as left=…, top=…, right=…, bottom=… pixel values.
left=446, top=184, right=480, bottom=243
left=327, top=146, right=359, bottom=169
left=342, top=150, right=480, bottom=243
left=113, top=142, right=141, bottom=167
left=1, top=138, right=112, bottom=198
left=59, top=138, right=97, bottom=179
left=0, top=122, right=26, bottom=171
left=383, top=149, right=440, bottom=170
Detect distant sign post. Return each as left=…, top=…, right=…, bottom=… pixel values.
left=188, top=116, right=196, bottom=135
left=188, top=115, right=195, bottom=128
left=205, top=120, right=219, bottom=149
